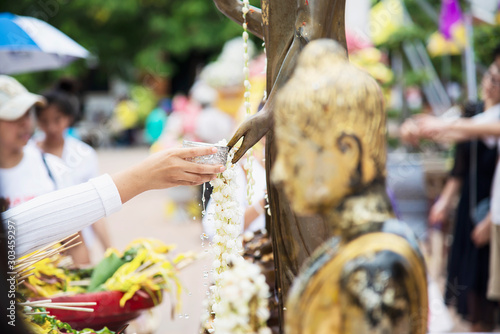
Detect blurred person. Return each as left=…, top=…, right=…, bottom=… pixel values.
left=430, top=102, right=497, bottom=332
left=34, top=89, right=111, bottom=265
left=401, top=59, right=500, bottom=331
left=0, top=76, right=96, bottom=265
left=144, top=106, right=168, bottom=145
left=0, top=75, right=223, bottom=331
left=418, top=62, right=500, bottom=317
left=53, top=77, right=82, bottom=128
left=3, top=144, right=224, bottom=258
left=0, top=76, right=70, bottom=209
left=152, top=94, right=201, bottom=151
left=2, top=143, right=222, bottom=332
left=193, top=80, right=235, bottom=146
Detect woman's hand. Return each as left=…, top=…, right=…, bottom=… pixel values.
left=428, top=198, right=450, bottom=226
left=471, top=215, right=492, bottom=247
left=400, top=118, right=421, bottom=146
left=414, top=114, right=457, bottom=143
left=228, top=111, right=272, bottom=163
left=113, top=146, right=225, bottom=203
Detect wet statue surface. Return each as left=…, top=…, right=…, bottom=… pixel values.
left=212, top=2, right=348, bottom=327
left=271, top=40, right=428, bottom=334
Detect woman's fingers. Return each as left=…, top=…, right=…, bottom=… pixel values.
left=176, top=146, right=218, bottom=159
left=183, top=160, right=225, bottom=174
left=180, top=172, right=216, bottom=185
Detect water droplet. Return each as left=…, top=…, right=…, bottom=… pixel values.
left=184, top=314, right=189, bottom=319
left=179, top=314, right=184, bottom=319
left=283, top=307, right=287, bottom=311
left=202, top=183, right=207, bottom=216
left=193, top=217, right=196, bottom=221
left=188, top=291, right=192, bottom=296
left=203, top=282, right=208, bottom=286
left=206, top=290, right=210, bottom=295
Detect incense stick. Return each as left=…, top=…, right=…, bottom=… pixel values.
left=32, top=304, right=95, bottom=312
left=16, top=233, right=79, bottom=265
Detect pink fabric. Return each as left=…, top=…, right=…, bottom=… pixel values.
left=172, top=95, right=200, bottom=141
left=346, top=29, right=373, bottom=53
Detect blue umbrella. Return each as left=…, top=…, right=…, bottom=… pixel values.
left=0, top=12, right=89, bottom=74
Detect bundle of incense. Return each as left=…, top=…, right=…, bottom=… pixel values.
left=135, top=253, right=196, bottom=277
left=20, top=300, right=96, bottom=313
left=15, top=233, right=82, bottom=277
left=68, top=279, right=91, bottom=287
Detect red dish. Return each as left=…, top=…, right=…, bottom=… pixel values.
left=32, top=290, right=161, bottom=331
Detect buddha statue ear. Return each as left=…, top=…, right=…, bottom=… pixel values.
left=361, top=149, right=378, bottom=187
left=336, top=133, right=363, bottom=189
left=336, top=132, right=379, bottom=190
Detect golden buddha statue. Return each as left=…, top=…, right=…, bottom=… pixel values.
left=271, top=39, right=428, bottom=334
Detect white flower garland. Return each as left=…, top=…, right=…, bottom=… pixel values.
left=242, top=0, right=255, bottom=206
left=213, top=257, right=271, bottom=334
left=208, top=142, right=244, bottom=328
left=202, top=140, right=271, bottom=334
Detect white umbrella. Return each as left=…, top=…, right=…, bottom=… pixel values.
left=0, top=12, right=89, bottom=74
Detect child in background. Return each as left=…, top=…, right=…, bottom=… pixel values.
left=33, top=87, right=111, bottom=265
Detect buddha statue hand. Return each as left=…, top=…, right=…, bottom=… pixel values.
left=227, top=109, right=272, bottom=163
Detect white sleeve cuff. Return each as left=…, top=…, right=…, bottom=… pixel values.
left=89, top=174, right=122, bottom=216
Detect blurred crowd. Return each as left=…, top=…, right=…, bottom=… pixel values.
left=399, top=44, right=500, bottom=332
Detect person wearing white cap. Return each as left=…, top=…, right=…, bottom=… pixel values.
left=0, top=75, right=225, bottom=258
left=0, top=75, right=71, bottom=210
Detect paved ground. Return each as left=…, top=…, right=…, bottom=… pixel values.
left=97, top=147, right=210, bottom=334
left=96, top=147, right=496, bottom=333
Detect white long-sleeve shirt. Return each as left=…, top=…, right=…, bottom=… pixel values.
left=473, top=103, right=500, bottom=225
left=2, top=174, right=122, bottom=258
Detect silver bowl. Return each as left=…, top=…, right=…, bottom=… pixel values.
left=182, top=140, right=229, bottom=166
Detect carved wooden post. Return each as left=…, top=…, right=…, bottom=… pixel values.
left=212, top=2, right=347, bottom=332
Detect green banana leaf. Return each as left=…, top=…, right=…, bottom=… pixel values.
left=87, top=252, right=126, bottom=292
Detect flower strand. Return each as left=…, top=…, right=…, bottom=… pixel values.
left=242, top=0, right=255, bottom=206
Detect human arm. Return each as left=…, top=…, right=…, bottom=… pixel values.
left=111, top=147, right=224, bottom=203
left=418, top=114, right=500, bottom=144
left=471, top=212, right=492, bottom=247
left=428, top=177, right=461, bottom=225
left=3, top=146, right=223, bottom=257
left=400, top=118, right=422, bottom=146
left=244, top=198, right=266, bottom=230
left=212, top=0, right=263, bottom=39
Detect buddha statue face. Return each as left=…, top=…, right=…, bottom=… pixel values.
left=272, top=39, right=386, bottom=215
left=272, top=126, right=362, bottom=215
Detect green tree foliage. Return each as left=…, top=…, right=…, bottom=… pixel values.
left=474, top=24, right=500, bottom=66
left=0, top=0, right=255, bottom=91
